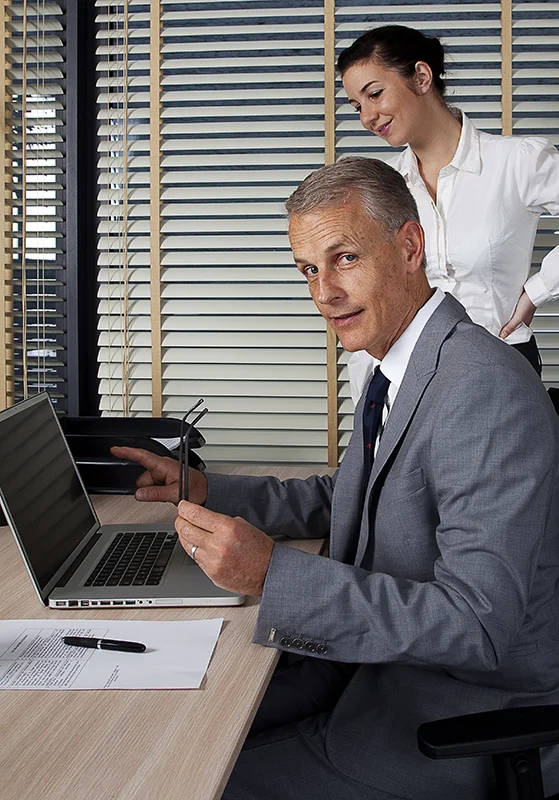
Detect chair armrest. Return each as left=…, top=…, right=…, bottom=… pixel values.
left=418, top=705, right=559, bottom=759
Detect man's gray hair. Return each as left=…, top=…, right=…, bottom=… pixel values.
left=285, top=156, right=421, bottom=235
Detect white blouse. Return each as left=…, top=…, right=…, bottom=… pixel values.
left=348, top=113, right=559, bottom=404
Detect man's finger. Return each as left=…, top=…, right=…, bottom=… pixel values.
left=177, top=499, right=229, bottom=532
left=110, top=445, right=165, bottom=472
left=135, top=483, right=179, bottom=504
left=175, top=513, right=213, bottom=541
left=135, top=470, right=156, bottom=489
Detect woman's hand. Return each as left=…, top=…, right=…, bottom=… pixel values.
left=500, top=291, right=537, bottom=339
left=110, top=446, right=208, bottom=505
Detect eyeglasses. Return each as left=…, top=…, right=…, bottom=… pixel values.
left=178, top=398, right=208, bottom=504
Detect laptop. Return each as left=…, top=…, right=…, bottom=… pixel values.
left=0, top=393, right=245, bottom=608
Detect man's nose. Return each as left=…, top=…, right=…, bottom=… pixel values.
left=314, top=272, right=342, bottom=306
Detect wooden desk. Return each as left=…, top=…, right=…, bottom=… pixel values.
left=0, top=491, right=326, bottom=800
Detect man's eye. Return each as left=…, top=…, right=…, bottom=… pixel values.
left=353, top=105, right=361, bottom=114
left=341, top=254, right=356, bottom=265
left=303, top=265, right=319, bottom=278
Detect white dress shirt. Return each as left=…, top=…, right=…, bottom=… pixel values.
left=388, top=112, right=559, bottom=345
left=359, top=288, right=445, bottom=426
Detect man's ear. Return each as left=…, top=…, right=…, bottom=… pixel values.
left=399, top=220, right=425, bottom=273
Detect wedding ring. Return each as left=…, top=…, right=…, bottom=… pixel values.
left=190, top=544, right=198, bottom=561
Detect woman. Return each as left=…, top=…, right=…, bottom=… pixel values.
left=338, top=25, right=559, bottom=398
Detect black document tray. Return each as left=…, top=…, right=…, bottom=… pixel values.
left=59, top=416, right=206, bottom=495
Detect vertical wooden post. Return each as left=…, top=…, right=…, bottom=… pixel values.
left=324, top=0, right=338, bottom=467
left=21, top=0, right=28, bottom=398
left=501, top=0, right=513, bottom=135
left=150, top=0, right=163, bottom=416
left=0, top=0, right=13, bottom=408
left=121, top=0, right=130, bottom=415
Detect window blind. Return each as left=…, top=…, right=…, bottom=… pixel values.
left=92, top=0, right=559, bottom=466
left=95, top=0, right=330, bottom=463
left=4, top=0, right=67, bottom=411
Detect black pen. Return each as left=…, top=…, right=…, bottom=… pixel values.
left=63, top=636, right=146, bottom=653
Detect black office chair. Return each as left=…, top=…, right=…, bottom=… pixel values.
left=548, top=387, right=559, bottom=416
left=417, top=705, right=559, bottom=800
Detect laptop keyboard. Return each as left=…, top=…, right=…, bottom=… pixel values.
left=84, top=531, right=178, bottom=587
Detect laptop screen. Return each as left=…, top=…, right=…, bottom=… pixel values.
left=0, top=394, right=96, bottom=593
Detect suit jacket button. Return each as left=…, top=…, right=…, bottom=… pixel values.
left=279, top=636, right=292, bottom=647
left=304, top=641, right=317, bottom=652
left=316, top=643, right=328, bottom=655
left=292, top=638, right=304, bottom=649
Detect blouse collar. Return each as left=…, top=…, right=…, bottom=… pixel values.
left=399, top=111, right=482, bottom=186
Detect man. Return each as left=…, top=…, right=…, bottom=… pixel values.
left=112, top=158, right=559, bottom=800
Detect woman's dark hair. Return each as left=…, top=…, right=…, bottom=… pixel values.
left=337, top=25, right=446, bottom=99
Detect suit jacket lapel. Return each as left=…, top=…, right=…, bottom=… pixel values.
left=352, top=295, right=467, bottom=567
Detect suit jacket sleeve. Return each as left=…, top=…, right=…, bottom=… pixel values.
left=251, top=362, right=559, bottom=672
left=205, top=471, right=335, bottom=539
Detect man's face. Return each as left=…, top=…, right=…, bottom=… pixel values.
left=289, top=200, right=423, bottom=359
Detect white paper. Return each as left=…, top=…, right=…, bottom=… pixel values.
left=153, top=436, right=180, bottom=451
left=0, top=618, right=223, bottom=690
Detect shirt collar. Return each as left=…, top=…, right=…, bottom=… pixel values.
left=398, top=112, right=481, bottom=184
left=448, top=112, right=481, bottom=175
left=378, top=288, right=445, bottom=391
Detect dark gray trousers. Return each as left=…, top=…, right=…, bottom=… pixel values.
left=221, top=655, right=405, bottom=800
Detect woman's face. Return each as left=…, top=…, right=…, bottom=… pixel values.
left=342, top=59, right=430, bottom=148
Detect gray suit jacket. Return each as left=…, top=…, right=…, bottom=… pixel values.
left=207, top=295, right=559, bottom=800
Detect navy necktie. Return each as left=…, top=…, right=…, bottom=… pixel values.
left=362, top=367, right=390, bottom=482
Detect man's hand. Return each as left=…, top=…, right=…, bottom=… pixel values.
left=109, top=446, right=208, bottom=505
left=175, top=501, right=274, bottom=596
left=499, top=291, right=537, bottom=339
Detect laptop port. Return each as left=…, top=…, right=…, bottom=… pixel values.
left=68, top=600, right=79, bottom=607
left=80, top=601, right=89, bottom=607
left=124, top=600, right=135, bottom=605
left=99, top=600, right=110, bottom=606
left=55, top=601, right=66, bottom=607
left=112, top=600, right=123, bottom=605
